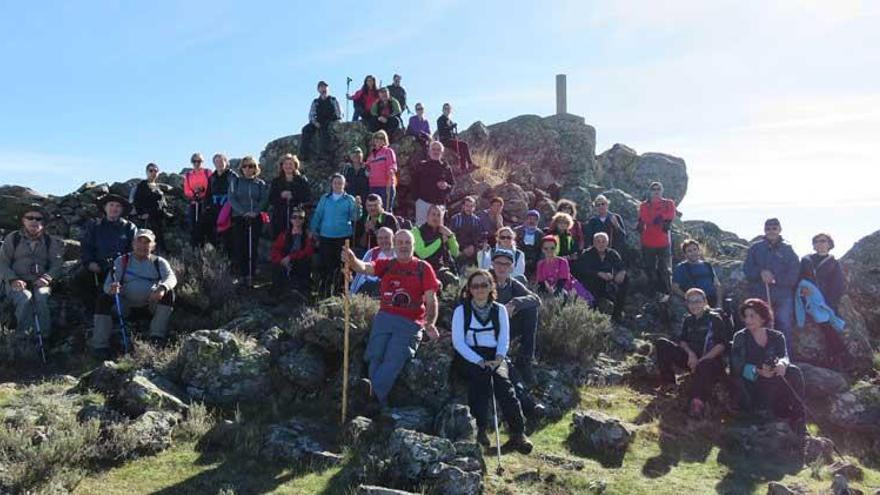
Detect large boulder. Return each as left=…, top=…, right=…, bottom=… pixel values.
left=796, top=363, right=849, bottom=399
left=597, top=144, right=688, bottom=205
left=841, top=230, right=880, bottom=340
left=434, top=403, right=477, bottom=443
left=570, top=410, right=635, bottom=466
left=77, top=362, right=189, bottom=418
left=829, top=381, right=880, bottom=431
left=387, top=428, right=457, bottom=481
left=384, top=428, right=483, bottom=493
left=277, top=343, right=327, bottom=390
left=127, top=410, right=180, bottom=456
left=723, top=421, right=801, bottom=458
left=262, top=417, right=343, bottom=466
left=391, top=340, right=454, bottom=410
left=178, top=329, right=271, bottom=405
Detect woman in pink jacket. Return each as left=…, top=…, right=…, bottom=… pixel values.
left=365, top=130, right=397, bottom=212
left=536, top=235, right=572, bottom=297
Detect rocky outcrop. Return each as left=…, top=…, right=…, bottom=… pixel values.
left=829, top=381, right=880, bottom=431
left=596, top=144, right=688, bottom=205
left=570, top=410, right=636, bottom=467
left=177, top=330, right=271, bottom=405
left=842, top=230, right=880, bottom=340
left=262, top=417, right=343, bottom=466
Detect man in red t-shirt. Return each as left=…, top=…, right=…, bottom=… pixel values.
left=637, top=181, right=677, bottom=301
left=343, top=229, right=440, bottom=411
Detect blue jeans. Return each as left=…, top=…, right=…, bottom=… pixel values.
left=364, top=311, right=422, bottom=405
left=369, top=186, right=396, bottom=213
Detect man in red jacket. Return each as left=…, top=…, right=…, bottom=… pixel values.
left=637, top=181, right=677, bottom=302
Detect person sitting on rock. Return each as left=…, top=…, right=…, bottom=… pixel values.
left=354, top=194, right=399, bottom=256
left=452, top=269, right=534, bottom=454
left=730, top=298, right=806, bottom=436
left=351, top=227, right=396, bottom=297
left=490, top=248, right=542, bottom=386
left=654, top=288, right=732, bottom=418
left=268, top=153, right=312, bottom=238
left=347, top=75, right=379, bottom=123
left=556, top=200, right=586, bottom=254
left=412, top=204, right=460, bottom=287
left=636, top=181, right=677, bottom=302
left=479, top=197, right=506, bottom=247
left=367, top=87, right=403, bottom=136
left=92, top=229, right=177, bottom=358
left=129, top=163, right=171, bottom=253
left=229, top=156, right=269, bottom=286
left=405, top=102, right=431, bottom=150
left=544, top=211, right=579, bottom=261
left=514, top=210, right=543, bottom=281
left=437, top=102, right=475, bottom=172
left=795, top=232, right=847, bottom=369
left=343, top=230, right=441, bottom=413
left=387, top=73, right=409, bottom=115
left=208, top=153, right=238, bottom=250
left=536, top=235, right=571, bottom=297
left=450, top=196, right=488, bottom=268
left=584, top=194, right=628, bottom=263
left=672, top=239, right=722, bottom=307
left=183, top=152, right=213, bottom=247
left=299, top=81, right=341, bottom=161
left=479, top=227, right=526, bottom=284
left=342, top=146, right=370, bottom=206
left=570, top=232, right=628, bottom=322
left=310, top=173, right=361, bottom=297
left=0, top=205, right=63, bottom=351
left=269, top=207, right=314, bottom=296
left=365, top=130, right=398, bottom=212
left=75, top=193, right=138, bottom=311
left=743, top=218, right=799, bottom=357
left=412, top=140, right=456, bottom=226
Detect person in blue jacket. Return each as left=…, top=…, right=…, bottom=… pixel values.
left=310, top=173, right=362, bottom=296
left=743, top=218, right=799, bottom=356
left=797, top=232, right=848, bottom=368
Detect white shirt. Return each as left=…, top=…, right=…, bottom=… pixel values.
left=451, top=302, right=510, bottom=365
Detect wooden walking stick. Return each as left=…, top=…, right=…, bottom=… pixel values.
left=341, top=239, right=352, bottom=425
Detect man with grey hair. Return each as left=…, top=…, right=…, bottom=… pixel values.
left=571, top=232, right=629, bottom=322
left=343, top=229, right=441, bottom=413
left=412, top=140, right=456, bottom=225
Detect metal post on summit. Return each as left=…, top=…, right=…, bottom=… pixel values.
left=556, top=74, right=567, bottom=115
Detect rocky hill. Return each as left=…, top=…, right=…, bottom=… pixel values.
left=0, top=114, right=878, bottom=494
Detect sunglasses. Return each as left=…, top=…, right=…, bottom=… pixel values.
left=147, top=169, right=159, bottom=173
left=291, top=215, right=305, bottom=220
left=24, top=216, right=44, bottom=222
left=469, top=282, right=490, bottom=290
left=498, top=235, right=513, bottom=240
left=191, top=160, right=203, bottom=164
left=241, top=164, right=256, bottom=169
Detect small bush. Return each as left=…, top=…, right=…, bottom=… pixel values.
left=537, top=297, right=613, bottom=364
left=174, top=402, right=215, bottom=442
left=317, top=294, right=380, bottom=334
left=168, top=244, right=241, bottom=331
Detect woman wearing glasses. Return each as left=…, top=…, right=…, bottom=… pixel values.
left=229, top=156, right=268, bottom=285
left=451, top=269, right=533, bottom=454
left=130, top=163, right=170, bottom=252
left=478, top=226, right=526, bottom=283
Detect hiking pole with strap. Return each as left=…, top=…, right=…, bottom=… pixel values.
left=489, top=368, right=505, bottom=476
left=779, top=372, right=846, bottom=462
left=110, top=267, right=130, bottom=354
left=341, top=239, right=352, bottom=425
left=29, top=282, right=47, bottom=364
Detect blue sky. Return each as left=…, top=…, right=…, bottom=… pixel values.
left=2, top=1, right=878, bottom=255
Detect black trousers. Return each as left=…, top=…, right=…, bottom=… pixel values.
left=317, top=236, right=347, bottom=297
left=733, top=365, right=805, bottom=424
left=272, top=260, right=311, bottom=293
left=643, top=246, right=672, bottom=295
left=72, top=265, right=111, bottom=312
left=232, top=216, right=261, bottom=278
left=366, top=115, right=402, bottom=135
left=189, top=201, right=212, bottom=247
left=584, top=274, right=629, bottom=320
left=300, top=122, right=336, bottom=160
left=655, top=338, right=727, bottom=402
left=465, top=352, right=526, bottom=435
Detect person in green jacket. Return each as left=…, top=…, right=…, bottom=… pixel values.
left=413, top=204, right=459, bottom=287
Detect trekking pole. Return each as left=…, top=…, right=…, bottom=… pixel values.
left=341, top=239, right=352, bottom=425
left=345, top=77, right=352, bottom=121
left=110, top=269, right=130, bottom=354
left=765, top=282, right=773, bottom=311
left=30, top=283, right=47, bottom=364
left=489, top=370, right=505, bottom=476
left=779, top=373, right=846, bottom=462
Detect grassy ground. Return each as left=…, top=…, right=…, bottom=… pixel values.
left=71, top=385, right=880, bottom=495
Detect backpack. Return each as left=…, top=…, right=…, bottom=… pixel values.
left=461, top=302, right=502, bottom=345
left=384, top=258, right=426, bottom=284
left=11, top=231, right=53, bottom=271
left=117, top=253, right=162, bottom=285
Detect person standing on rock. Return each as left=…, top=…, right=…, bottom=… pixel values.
left=570, top=232, right=629, bottom=322
left=743, top=218, right=799, bottom=356
left=0, top=205, right=64, bottom=349
left=228, top=156, right=269, bottom=286
left=490, top=249, right=541, bottom=386
left=310, top=173, right=361, bottom=297
left=637, top=181, right=677, bottom=302
left=353, top=194, right=398, bottom=256
left=75, top=194, right=137, bottom=311
left=437, top=103, right=474, bottom=172
left=208, top=153, right=238, bottom=250
left=412, top=140, right=456, bottom=226
left=367, top=87, right=403, bottom=136
left=654, top=288, right=732, bottom=418
left=342, top=146, right=370, bottom=207
left=478, top=227, right=526, bottom=283
left=514, top=210, right=543, bottom=281
left=672, top=239, right=722, bottom=307
left=129, top=163, right=170, bottom=253
left=387, top=74, right=409, bottom=115
left=183, top=152, right=212, bottom=248
left=451, top=269, right=534, bottom=454
left=584, top=194, right=628, bottom=263
left=730, top=298, right=806, bottom=436
left=299, top=81, right=341, bottom=162
left=796, top=232, right=847, bottom=369
left=342, top=229, right=441, bottom=412
left=365, top=130, right=398, bottom=212
left=412, top=204, right=460, bottom=288
left=91, top=229, right=177, bottom=358
left=268, top=153, right=311, bottom=239
left=347, top=75, right=379, bottom=123
left=450, top=196, right=487, bottom=268
left=269, top=207, right=314, bottom=297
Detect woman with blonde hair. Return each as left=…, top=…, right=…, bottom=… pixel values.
left=545, top=211, right=578, bottom=259
left=229, top=156, right=269, bottom=285
left=365, top=130, right=397, bottom=212
left=268, top=153, right=311, bottom=237
left=478, top=226, right=526, bottom=283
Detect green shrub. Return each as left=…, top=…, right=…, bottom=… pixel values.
left=537, top=297, right=613, bottom=364
left=174, top=402, right=215, bottom=442
left=317, top=294, right=379, bottom=334
left=168, top=244, right=240, bottom=331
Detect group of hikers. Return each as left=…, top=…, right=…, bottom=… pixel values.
left=0, top=76, right=852, bottom=453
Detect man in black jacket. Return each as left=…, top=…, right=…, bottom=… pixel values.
left=387, top=74, right=409, bottom=114
left=300, top=81, right=341, bottom=161
left=583, top=194, right=628, bottom=264
left=412, top=141, right=455, bottom=225
left=571, top=232, right=629, bottom=322
left=354, top=194, right=399, bottom=256
left=491, top=249, right=541, bottom=385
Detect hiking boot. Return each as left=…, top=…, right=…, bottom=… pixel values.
left=502, top=433, right=534, bottom=455
left=476, top=429, right=490, bottom=448
left=688, top=398, right=705, bottom=419
left=531, top=402, right=547, bottom=419
left=352, top=378, right=379, bottom=417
